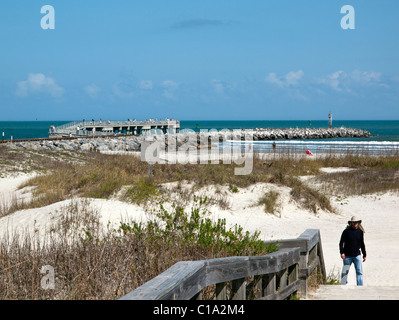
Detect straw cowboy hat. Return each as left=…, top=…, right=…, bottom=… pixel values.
left=347, top=216, right=365, bottom=233
left=348, top=216, right=362, bottom=224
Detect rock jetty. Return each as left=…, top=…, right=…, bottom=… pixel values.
left=236, top=127, right=371, bottom=141
left=6, top=127, right=371, bottom=152
left=9, top=137, right=142, bottom=153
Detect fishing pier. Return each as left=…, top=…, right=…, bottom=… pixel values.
left=49, top=119, right=180, bottom=137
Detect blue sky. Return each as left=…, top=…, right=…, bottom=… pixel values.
left=1, top=0, right=398, bottom=121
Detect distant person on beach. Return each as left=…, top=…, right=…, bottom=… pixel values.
left=339, top=216, right=367, bottom=286
left=272, top=141, right=276, bottom=152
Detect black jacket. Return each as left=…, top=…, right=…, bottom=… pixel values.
left=339, top=227, right=366, bottom=257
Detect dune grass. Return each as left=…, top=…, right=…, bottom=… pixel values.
left=3, top=152, right=333, bottom=214
left=1, top=147, right=398, bottom=218
left=0, top=198, right=277, bottom=300
left=257, top=190, right=281, bottom=215
left=315, top=167, right=399, bottom=196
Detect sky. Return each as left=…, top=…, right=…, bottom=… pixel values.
left=0, top=0, right=399, bottom=121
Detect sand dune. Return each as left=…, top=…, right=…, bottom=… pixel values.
left=1, top=171, right=398, bottom=287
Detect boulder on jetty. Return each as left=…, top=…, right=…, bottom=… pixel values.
left=10, top=136, right=143, bottom=153
left=215, top=127, right=371, bottom=141
left=6, top=127, right=371, bottom=152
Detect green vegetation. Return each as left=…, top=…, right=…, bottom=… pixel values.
left=315, top=167, right=399, bottom=196
left=257, top=190, right=281, bottom=214
left=0, top=149, right=337, bottom=216
left=1, top=145, right=398, bottom=218
left=0, top=198, right=277, bottom=299
left=122, top=179, right=163, bottom=206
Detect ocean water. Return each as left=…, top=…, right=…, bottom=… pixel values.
left=0, top=121, right=70, bottom=141
left=1, top=120, right=399, bottom=155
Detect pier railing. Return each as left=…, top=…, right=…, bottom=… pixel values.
left=50, top=120, right=181, bottom=137
left=120, top=229, right=326, bottom=300
left=53, top=120, right=180, bottom=130
left=52, top=121, right=83, bottom=131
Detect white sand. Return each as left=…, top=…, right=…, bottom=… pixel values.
left=1, top=170, right=398, bottom=287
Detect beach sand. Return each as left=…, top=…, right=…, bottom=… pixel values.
left=1, top=169, right=398, bottom=287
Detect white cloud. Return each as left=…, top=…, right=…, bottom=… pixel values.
left=265, top=73, right=283, bottom=86
left=16, top=73, right=65, bottom=98
left=161, top=80, right=179, bottom=99
left=211, top=79, right=225, bottom=94
left=210, top=79, right=237, bottom=96
left=84, top=84, right=101, bottom=98
left=162, top=80, right=179, bottom=89
left=351, top=70, right=384, bottom=85
left=265, top=70, right=304, bottom=87
left=139, top=80, right=153, bottom=90
left=285, top=70, right=304, bottom=85
left=318, top=70, right=386, bottom=92
left=318, top=70, right=345, bottom=91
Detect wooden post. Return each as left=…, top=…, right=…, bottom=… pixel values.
left=317, top=233, right=327, bottom=283
left=253, top=276, right=263, bottom=299
left=298, top=252, right=309, bottom=299
left=216, top=282, right=227, bottom=300
left=262, top=273, right=276, bottom=298
left=245, top=276, right=262, bottom=300
left=279, top=268, right=288, bottom=290
left=288, top=264, right=298, bottom=285
left=309, top=244, right=318, bottom=265
left=231, top=278, right=246, bottom=300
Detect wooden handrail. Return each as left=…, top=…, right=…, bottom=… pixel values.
left=120, top=229, right=326, bottom=300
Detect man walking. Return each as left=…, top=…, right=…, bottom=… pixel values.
left=339, top=216, right=367, bottom=286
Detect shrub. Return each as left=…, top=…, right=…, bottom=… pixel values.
left=119, top=197, right=278, bottom=257
left=0, top=197, right=277, bottom=300
left=257, top=190, right=280, bottom=214
left=122, top=179, right=163, bottom=206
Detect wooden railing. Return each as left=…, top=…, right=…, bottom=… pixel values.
left=120, top=229, right=326, bottom=300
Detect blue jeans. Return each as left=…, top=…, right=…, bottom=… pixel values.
left=341, top=255, right=363, bottom=286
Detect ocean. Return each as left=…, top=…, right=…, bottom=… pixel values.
left=1, top=120, right=399, bottom=155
